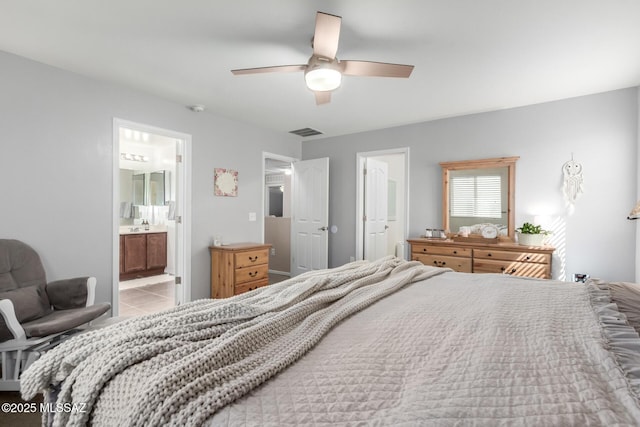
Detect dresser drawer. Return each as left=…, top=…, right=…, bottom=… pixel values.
left=474, top=249, right=550, bottom=264
left=235, top=278, right=269, bottom=295
left=473, top=259, right=550, bottom=279
left=235, top=264, right=269, bottom=285
left=414, top=254, right=472, bottom=273
left=235, top=249, right=269, bottom=268
left=412, top=244, right=471, bottom=257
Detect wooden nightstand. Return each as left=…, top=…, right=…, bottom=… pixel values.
left=209, top=243, right=271, bottom=298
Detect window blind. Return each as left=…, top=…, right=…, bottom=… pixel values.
left=451, top=175, right=502, bottom=218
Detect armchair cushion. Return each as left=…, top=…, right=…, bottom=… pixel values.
left=0, top=239, right=47, bottom=292
left=0, top=283, right=52, bottom=341
left=47, top=277, right=90, bottom=310
left=22, top=303, right=110, bottom=338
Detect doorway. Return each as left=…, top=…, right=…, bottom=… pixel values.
left=356, top=148, right=409, bottom=261
left=262, top=153, right=297, bottom=283
left=262, top=152, right=330, bottom=278
left=112, top=119, right=192, bottom=317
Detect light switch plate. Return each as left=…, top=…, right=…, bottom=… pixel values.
left=249, top=212, right=256, bottom=221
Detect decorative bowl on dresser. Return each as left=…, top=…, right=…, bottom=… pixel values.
left=407, top=238, right=554, bottom=279
left=209, top=242, right=271, bottom=298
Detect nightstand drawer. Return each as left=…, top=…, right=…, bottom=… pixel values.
left=473, top=259, right=550, bottom=278
left=412, top=244, right=471, bottom=257
left=235, top=249, right=269, bottom=268
left=474, top=249, right=550, bottom=264
left=414, top=254, right=472, bottom=273
left=235, top=264, right=269, bottom=285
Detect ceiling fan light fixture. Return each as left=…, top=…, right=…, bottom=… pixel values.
left=305, top=65, right=342, bottom=92
left=231, top=12, right=414, bottom=104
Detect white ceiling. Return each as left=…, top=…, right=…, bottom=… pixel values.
left=2, top=1, right=639, bottom=139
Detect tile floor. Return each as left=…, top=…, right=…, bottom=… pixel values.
left=119, top=274, right=175, bottom=317
left=119, top=273, right=291, bottom=317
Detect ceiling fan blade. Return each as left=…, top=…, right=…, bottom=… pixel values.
left=314, top=91, right=331, bottom=105
left=313, top=12, right=341, bottom=59
left=341, top=60, right=414, bottom=78
left=231, top=65, right=306, bottom=75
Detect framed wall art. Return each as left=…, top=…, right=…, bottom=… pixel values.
left=214, top=168, right=238, bottom=197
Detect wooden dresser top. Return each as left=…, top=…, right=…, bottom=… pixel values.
left=209, top=242, right=271, bottom=252
left=407, top=237, right=554, bottom=254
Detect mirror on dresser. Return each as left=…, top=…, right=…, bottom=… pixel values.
left=440, top=157, right=519, bottom=240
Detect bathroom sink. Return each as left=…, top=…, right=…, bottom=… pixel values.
left=119, top=226, right=168, bottom=235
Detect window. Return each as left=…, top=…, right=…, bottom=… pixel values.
left=450, top=175, right=502, bottom=218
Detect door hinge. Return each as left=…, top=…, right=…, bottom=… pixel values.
left=363, top=168, right=367, bottom=175
left=176, top=154, right=183, bottom=163
left=176, top=215, right=182, bottom=224
left=363, top=215, right=367, bottom=221
left=175, top=276, right=182, bottom=285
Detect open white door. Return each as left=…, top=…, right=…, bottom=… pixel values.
left=291, top=157, right=329, bottom=276
left=173, top=139, right=185, bottom=305
left=364, top=158, right=389, bottom=261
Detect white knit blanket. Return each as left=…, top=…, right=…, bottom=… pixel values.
left=21, top=257, right=444, bottom=426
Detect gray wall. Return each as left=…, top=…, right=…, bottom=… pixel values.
left=302, top=88, right=639, bottom=282
left=0, top=50, right=300, bottom=303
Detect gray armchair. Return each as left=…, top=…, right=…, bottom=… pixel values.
left=0, top=239, right=110, bottom=390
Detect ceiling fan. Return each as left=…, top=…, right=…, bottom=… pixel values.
left=231, top=11, right=414, bottom=105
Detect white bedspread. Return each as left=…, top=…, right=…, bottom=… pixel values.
left=210, top=272, right=640, bottom=426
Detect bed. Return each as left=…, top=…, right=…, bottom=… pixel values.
left=20, top=257, right=640, bottom=426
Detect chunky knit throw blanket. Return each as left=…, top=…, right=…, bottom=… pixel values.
left=21, top=257, right=445, bottom=426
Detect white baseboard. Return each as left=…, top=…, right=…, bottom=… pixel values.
left=268, top=269, right=291, bottom=276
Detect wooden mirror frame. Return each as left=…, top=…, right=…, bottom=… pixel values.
left=440, top=156, right=519, bottom=240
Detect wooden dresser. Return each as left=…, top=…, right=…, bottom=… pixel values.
left=407, top=238, right=554, bottom=279
left=209, top=243, right=271, bottom=298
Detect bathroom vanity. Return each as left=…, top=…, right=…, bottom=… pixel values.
left=119, top=228, right=167, bottom=280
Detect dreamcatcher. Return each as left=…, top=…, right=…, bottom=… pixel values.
left=562, top=155, right=583, bottom=213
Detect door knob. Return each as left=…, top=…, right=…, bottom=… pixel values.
left=318, top=226, right=328, bottom=231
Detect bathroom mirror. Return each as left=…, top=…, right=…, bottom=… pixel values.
left=132, top=173, right=146, bottom=206
left=440, top=157, right=519, bottom=240
left=122, top=169, right=171, bottom=207
left=149, top=170, right=170, bottom=206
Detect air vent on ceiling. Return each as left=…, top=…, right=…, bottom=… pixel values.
left=289, top=127, right=323, bottom=137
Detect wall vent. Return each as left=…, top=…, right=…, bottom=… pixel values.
left=289, top=127, right=323, bottom=137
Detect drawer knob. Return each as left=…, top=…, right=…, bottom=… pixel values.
left=249, top=256, right=258, bottom=262
left=488, top=253, right=492, bottom=257
left=525, top=256, right=531, bottom=261
left=453, top=250, right=457, bottom=254
left=249, top=271, right=258, bottom=277
left=422, top=248, right=427, bottom=252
